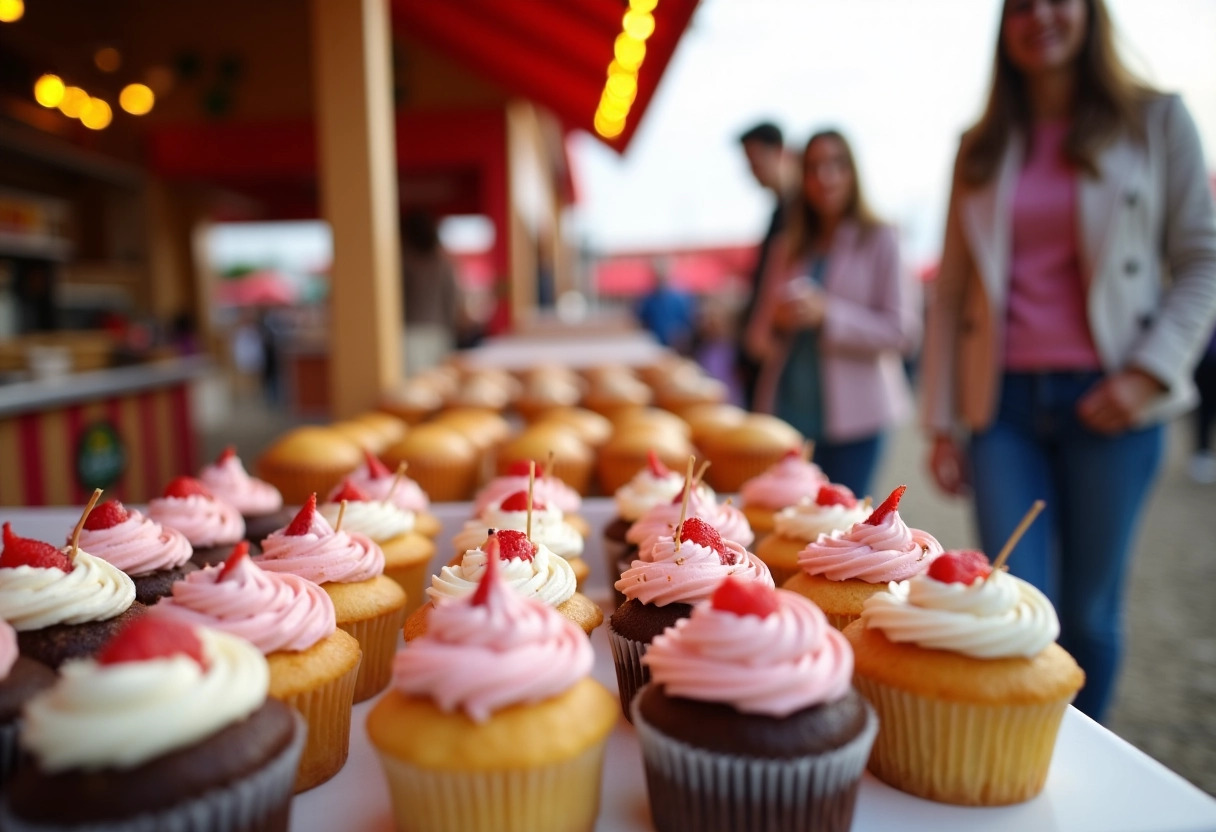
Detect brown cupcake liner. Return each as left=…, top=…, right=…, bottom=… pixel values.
left=256, top=462, right=355, bottom=508
left=274, top=654, right=361, bottom=793
left=597, top=455, right=651, bottom=495
left=0, top=712, right=306, bottom=832
left=854, top=675, right=1072, bottom=806
left=704, top=451, right=789, bottom=494
left=375, top=736, right=608, bottom=832
left=607, top=628, right=650, bottom=722
left=341, top=607, right=408, bottom=704
left=601, top=537, right=631, bottom=610
left=632, top=692, right=877, bottom=832
left=401, top=463, right=478, bottom=503
left=0, top=721, right=18, bottom=787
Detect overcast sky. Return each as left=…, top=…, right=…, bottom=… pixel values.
left=567, top=0, right=1216, bottom=265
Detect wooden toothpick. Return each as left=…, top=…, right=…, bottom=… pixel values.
left=692, top=459, right=711, bottom=488
left=526, top=460, right=536, bottom=540
left=69, top=488, right=104, bottom=562
left=674, top=456, right=695, bottom=551
left=334, top=500, right=348, bottom=533
left=987, top=500, right=1045, bottom=580
left=385, top=462, right=408, bottom=504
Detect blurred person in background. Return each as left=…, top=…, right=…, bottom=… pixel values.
left=738, top=122, right=796, bottom=409
left=635, top=259, right=695, bottom=353
left=922, top=0, right=1216, bottom=721
left=1190, top=327, right=1216, bottom=483
left=401, top=210, right=462, bottom=375
left=747, top=129, right=921, bottom=497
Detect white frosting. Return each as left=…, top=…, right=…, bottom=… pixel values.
left=0, top=551, right=135, bottom=631
left=21, top=627, right=268, bottom=771
left=861, top=569, right=1060, bottom=659
left=427, top=543, right=576, bottom=607
left=450, top=507, right=584, bottom=561
left=319, top=500, right=415, bottom=540
left=773, top=500, right=869, bottom=542
left=614, top=471, right=705, bottom=522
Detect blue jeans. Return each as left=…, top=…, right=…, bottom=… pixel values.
left=816, top=433, right=884, bottom=499
left=969, top=372, right=1164, bottom=722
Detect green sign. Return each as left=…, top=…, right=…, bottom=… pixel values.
left=76, top=421, right=126, bottom=492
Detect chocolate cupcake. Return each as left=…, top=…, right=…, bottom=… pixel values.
left=633, top=579, right=877, bottom=832
left=0, top=523, right=142, bottom=670
left=200, top=446, right=294, bottom=543
left=0, top=620, right=55, bottom=786
left=148, top=476, right=247, bottom=566
left=74, top=499, right=197, bottom=604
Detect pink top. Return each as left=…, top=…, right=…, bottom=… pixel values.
left=256, top=511, right=384, bottom=584
left=626, top=490, right=754, bottom=553
left=0, top=619, right=16, bottom=678
left=198, top=456, right=283, bottom=516
left=1004, top=121, right=1101, bottom=370
left=472, top=475, right=581, bottom=517
left=76, top=510, right=193, bottom=577
left=147, top=495, right=245, bottom=549
left=332, top=463, right=431, bottom=514
left=797, top=511, right=942, bottom=583
left=616, top=536, right=773, bottom=607
left=739, top=453, right=827, bottom=510
left=643, top=588, right=852, bottom=716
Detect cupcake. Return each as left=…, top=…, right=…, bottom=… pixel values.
left=532, top=406, right=613, bottom=448
left=513, top=371, right=583, bottom=422
left=738, top=447, right=828, bottom=536
left=651, top=363, right=729, bottom=414
left=256, top=426, right=364, bottom=506
left=472, top=459, right=591, bottom=537
left=681, top=402, right=747, bottom=451
left=0, top=617, right=305, bottom=831
left=331, top=419, right=394, bottom=454
left=258, top=495, right=406, bottom=703
left=784, top=485, right=942, bottom=630
left=495, top=423, right=595, bottom=496
left=449, top=373, right=515, bottom=412
left=609, top=519, right=773, bottom=719
left=844, top=550, right=1085, bottom=805
left=433, top=407, right=513, bottom=457
left=74, top=499, right=197, bottom=604
left=340, top=449, right=442, bottom=538
left=199, top=446, right=293, bottom=543
left=405, top=530, right=603, bottom=639
left=634, top=578, right=877, bottom=832
left=148, top=476, right=247, bottom=567
left=153, top=543, right=362, bottom=792
left=321, top=479, right=435, bottom=617
left=0, top=523, right=142, bottom=669
left=625, top=484, right=753, bottom=561
left=366, top=535, right=618, bottom=832
left=610, top=407, right=692, bottom=441
left=381, top=379, right=445, bottom=425
left=383, top=423, right=479, bottom=502
left=597, top=426, right=698, bottom=495
left=755, top=484, right=869, bottom=586
left=700, top=414, right=802, bottom=493
left=582, top=369, right=652, bottom=418
left=0, top=619, right=55, bottom=786
left=352, top=411, right=409, bottom=450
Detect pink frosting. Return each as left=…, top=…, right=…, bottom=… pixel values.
left=471, top=476, right=581, bottom=516
left=331, top=463, right=430, bottom=513
left=198, top=456, right=283, bottom=516
left=627, top=490, right=754, bottom=552
left=0, top=618, right=15, bottom=679
left=391, top=554, right=592, bottom=723
left=616, top=536, right=773, bottom=607
left=739, top=456, right=828, bottom=510
left=797, top=512, right=943, bottom=583
left=75, top=510, right=192, bottom=577
left=256, top=510, right=384, bottom=584
left=152, top=554, right=335, bottom=654
left=147, top=495, right=245, bottom=549
left=643, top=588, right=853, bottom=716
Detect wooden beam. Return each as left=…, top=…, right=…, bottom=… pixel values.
left=311, top=0, right=402, bottom=417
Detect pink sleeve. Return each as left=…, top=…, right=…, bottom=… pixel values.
left=821, top=225, right=922, bottom=358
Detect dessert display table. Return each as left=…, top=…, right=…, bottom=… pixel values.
left=4, top=501, right=1216, bottom=831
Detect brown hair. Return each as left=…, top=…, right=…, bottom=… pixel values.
left=785, top=129, right=882, bottom=266
left=959, top=0, right=1153, bottom=186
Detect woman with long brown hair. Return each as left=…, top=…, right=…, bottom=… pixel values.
left=922, top=0, right=1216, bottom=720
left=747, top=129, right=920, bottom=496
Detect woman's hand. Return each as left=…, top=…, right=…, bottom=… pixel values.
left=928, top=433, right=969, bottom=497
left=1076, top=368, right=1167, bottom=435
left=772, top=288, right=827, bottom=331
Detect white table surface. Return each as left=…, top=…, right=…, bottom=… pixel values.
left=5, top=501, right=1216, bottom=832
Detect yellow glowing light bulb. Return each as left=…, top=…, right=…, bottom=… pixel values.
left=594, top=111, right=625, bottom=139
left=119, top=83, right=155, bottom=116
left=59, top=86, right=89, bottom=118
left=614, top=34, right=646, bottom=71
left=623, top=10, right=655, bottom=40
left=630, top=0, right=658, bottom=12
left=80, top=98, right=112, bottom=130
left=599, top=95, right=630, bottom=121
left=34, top=75, right=66, bottom=108
left=0, top=0, right=24, bottom=23
left=605, top=72, right=638, bottom=102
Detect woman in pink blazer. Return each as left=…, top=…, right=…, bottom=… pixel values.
left=747, top=130, right=921, bottom=496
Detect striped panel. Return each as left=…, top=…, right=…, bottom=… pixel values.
left=0, top=419, right=23, bottom=505
left=120, top=396, right=146, bottom=502
left=38, top=408, right=71, bottom=506
left=19, top=414, right=44, bottom=505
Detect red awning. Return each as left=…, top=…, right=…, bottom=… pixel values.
left=594, top=244, right=757, bottom=296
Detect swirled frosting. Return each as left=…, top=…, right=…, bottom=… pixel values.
left=451, top=505, right=584, bottom=561
left=627, top=490, right=754, bottom=553
left=21, top=627, right=267, bottom=771
left=773, top=500, right=869, bottom=543
left=644, top=588, right=852, bottom=716
left=76, top=510, right=192, bottom=577
left=198, top=456, right=283, bottom=516
left=319, top=500, right=415, bottom=540
left=614, top=469, right=699, bottom=522
left=0, top=550, right=135, bottom=631
left=391, top=556, right=592, bottom=722
left=153, top=556, right=335, bottom=654
left=473, top=476, right=582, bottom=517
left=428, top=543, right=576, bottom=607
left=257, top=511, right=384, bottom=584
left=0, top=618, right=16, bottom=678
left=616, top=536, right=773, bottom=607
left=739, top=455, right=827, bottom=510
left=148, top=494, right=245, bottom=549
left=861, top=569, right=1060, bottom=659
left=332, top=464, right=430, bottom=513
left=796, top=512, right=942, bottom=583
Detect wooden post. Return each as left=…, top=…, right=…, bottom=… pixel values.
left=311, top=0, right=402, bottom=418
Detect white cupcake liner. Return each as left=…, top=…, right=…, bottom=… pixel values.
left=0, top=712, right=306, bottom=832
left=0, top=720, right=18, bottom=786
left=375, top=738, right=608, bottom=832
left=631, top=688, right=877, bottom=832
left=607, top=628, right=650, bottom=722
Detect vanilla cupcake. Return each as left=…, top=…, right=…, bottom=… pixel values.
left=450, top=490, right=588, bottom=587
left=625, top=485, right=752, bottom=561
left=738, top=448, right=828, bottom=536
left=147, top=476, right=246, bottom=567
left=198, top=446, right=292, bottom=543
left=74, top=500, right=195, bottom=604
left=755, top=485, right=868, bottom=586
left=339, top=450, right=441, bottom=538
left=472, top=460, right=590, bottom=537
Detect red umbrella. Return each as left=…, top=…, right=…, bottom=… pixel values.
left=215, top=270, right=298, bottom=307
